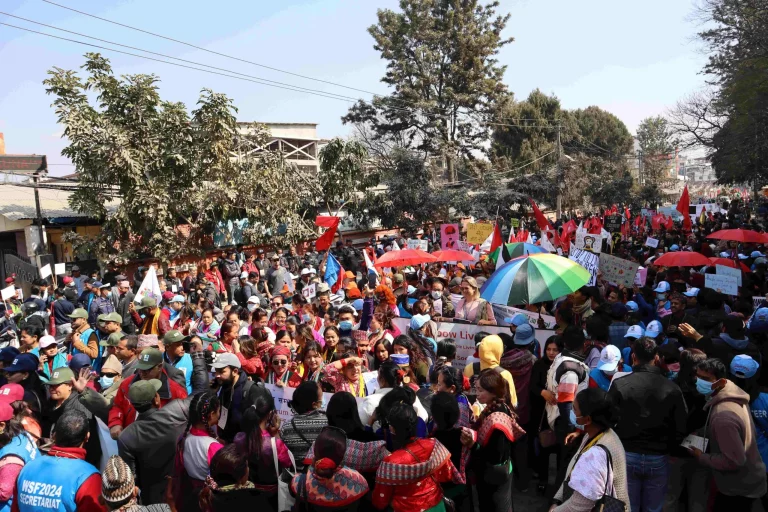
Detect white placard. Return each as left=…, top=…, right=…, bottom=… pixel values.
left=302, top=283, right=317, bottom=300
left=39, top=264, right=52, bottom=279
left=575, top=231, right=603, bottom=253
left=644, top=237, right=659, bottom=248
left=705, top=274, right=738, bottom=296
left=407, top=239, right=429, bottom=251
left=54, top=263, right=66, bottom=275
left=491, top=303, right=557, bottom=329
left=569, top=248, right=600, bottom=287
left=715, top=264, right=742, bottom=287
left=363, top=371, right=379, bottom=395
left=264, top=383, right=358, bottom=424
left=0, top=285, right=14, bottom=301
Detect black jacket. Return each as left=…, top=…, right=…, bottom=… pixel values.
left=608, top=364, right=688, bottom=455
left=216, top=375, right=250, bottom=443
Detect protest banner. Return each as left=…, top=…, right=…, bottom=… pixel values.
left=715, top=264, right=742, bottom=287
left=574, top=231, right=603, bottom=253
left=604, top=215, right=622, bottom=232
left=54, top=263, right=66, bottom=275
left=440, top=224, right=460, bottom=250
left=264, top=384, right=353, bottom=424
left=569, top=248, right=599, bottom=286
left=393, top=318, right=554, bottom=371
left=491, top=303, right=557, bottom=329
left=754, top=296, right=766, bottom=310
left=644, top=237, right=659, bottom=248
left=634, top=267, right=647, bottom=286
left=302, top=283, right=316, bottom=300
left=0, top=285, right=14, bottom=301
left=599, top=253, right=640, bottom=288
left=705, top=274, right=738, bottom=296
left=407, top=239, right=429, bottom=251
left=467, top=223, right=494, bottom=245
left=134, top=266, right=161, bottom=304
left=39, top=264, right=52, bottom=280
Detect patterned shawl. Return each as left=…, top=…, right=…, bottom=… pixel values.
left=291, top=466, right=369, bottom=508
left=304, top=439, right=390, bottom=473
left=376, top=438, right=451, bottom=485
left=477, top=411, right=525, bottom=447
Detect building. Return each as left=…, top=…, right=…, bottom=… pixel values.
left=235, top=122, right=329, bottom=174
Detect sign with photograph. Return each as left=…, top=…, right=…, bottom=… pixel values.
left=440, top=224, right=460, bottom=250
left=575, top=231, right=603, bottom=253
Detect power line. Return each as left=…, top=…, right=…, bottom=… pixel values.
left=438, top=150, right=556, bottom=187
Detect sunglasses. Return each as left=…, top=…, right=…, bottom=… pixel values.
left=272, top=359, right=288, bottom=367
left=100, top=372, right=119, bottom=378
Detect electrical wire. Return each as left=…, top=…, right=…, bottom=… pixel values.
left=436, top=150, right=556, bottom=187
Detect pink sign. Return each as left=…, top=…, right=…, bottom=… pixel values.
left=441, top=223, right=460, bottom=250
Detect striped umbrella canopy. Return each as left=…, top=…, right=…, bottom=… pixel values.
left=480, top=253, right=591, bottom=306
left=488, top=243, right=548, bottom=265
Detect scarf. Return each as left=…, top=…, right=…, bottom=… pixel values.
left=500, top=348, right=535, bottom=375
left=476, top=408, right=525, bottom=447
left=141, top=308, right=161, bottom=335
left=303, top=439, right=390, bottom=473
left=573, top=300, right=592, bottom=326
left=292, top=466, right=368, bottom=507
left=376, top=438, right=451, bottom=485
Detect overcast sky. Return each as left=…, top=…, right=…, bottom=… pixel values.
left=0, top=0, right=709, bottom=173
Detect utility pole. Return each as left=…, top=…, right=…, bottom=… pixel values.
left=556, top=123, right=562, bottom=219
left=33, top=170, right=45, bottom=256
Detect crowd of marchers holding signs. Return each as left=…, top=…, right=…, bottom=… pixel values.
left=0, top=191, right=766, bottom=512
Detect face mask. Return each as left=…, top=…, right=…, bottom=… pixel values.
left=339, top=321, right=354, bottom=331
left=569, top=409, right=585, bottom=431
left=247, top=304, right=257, bottom=312
left=301, top=314, right=312, bottom=323
left=431, top=291, right=442, bottom=300
left=602, top=369, right=617, bottom=376
left=98, top=376, right=115, bottom=389
left=696, top=377, right=715, bottom=396
left=657, top=293, right=667, bottom=301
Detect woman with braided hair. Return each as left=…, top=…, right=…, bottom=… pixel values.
left=173, top=391, right=223, bottom=511
left=198, top=444, right=272, bottom=511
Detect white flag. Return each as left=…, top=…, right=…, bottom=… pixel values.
left=479, top=230, right=494, bottom=253
left=508, top=223, right=515, bottom=243
left=134, top=266, right=161, bottom=304
left=391, top=241, right=401, bottom=251
left=363, top=249, right=379, bottom=277
left=540, top=230, right=556, bottom=253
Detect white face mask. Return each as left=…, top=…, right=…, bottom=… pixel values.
left=247, top=304, right=257, bottom=312
left=431, top=291, right=442, bottom=300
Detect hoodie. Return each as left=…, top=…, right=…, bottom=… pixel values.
left=699, top=381, right=767, bottom=498
left=463, top=335, right=518, bottom=407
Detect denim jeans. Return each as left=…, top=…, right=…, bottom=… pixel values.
left=625, top=452, right=669, bottom=512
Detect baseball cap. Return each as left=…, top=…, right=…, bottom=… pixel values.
left=610, top=302, right=628, bottom=317
left=317, top=283, right=330, bottom=294
left=738, top=253, right=749, bottom=260
left=625, top=301, right=639, bottom=313
left=4, top=354, right=39, bottom=374
left=170, top=295, right=185, bottom=304
left=45, top=367, right=74, bottom=386
left=127, top=379, right=161, bottom=407
left=136, top=348, right=163, bottom=370
left=69, top=353, right=93, bottom=373
left=247, top=295, right=260, bottom=304
left=596, top=345, right=622, bottom=372
left=0, top=403, right=13, bottom=422
left=92, top=281, right=103, bottom=288
left=104, top=312, right=123, bottom=323
left=506, top=314, right=529, bottom=327
left=654, top=281, right=670, bottom=293
left=752, top=251, right=765, bottom=259
left=730, top=354, right=759, bottom=379
left=683, top=288, right=700, bottom=297
left=101, top=331, right=126, bottom=347
left=669, top=244, right=680, bottom=252
left=3, top=277, right=13, bottom=284
left=163, top=330, right=186, bottom=345
left=68, top=308, right=89, bottom=319
left=346, top=288, right=362, bottom=299
left=410, top=314, right=431, bottom=331
left=240, top=271, right=249, bottom=279
left=514, top=324, right=536, bottom=345
left=39, top=335, right=58, bottom=349
left=211, top=353, right=241, bottom=370
left=352, top=299, right=364, bottom=312
left=644, top=320, right=663, bottom=338
left=345, top=271, right=356, bottom=279
left=0, top=384, right=24, bottom=404
left=270, top=254, right=280, bottom=261
left=161, top=291, right=175, bottom=302
left=96, top=314, right=107, bottom=325
left=393, top=274, right=404, bottom=284
left=624, top=325, right=644, bottom=339
left=0, top=347, right=19, bottom=365
left=138, top=297, right=157, bottom=309
left=749, top=308, right=768, bottom=333
left=300, top=268, right=311, bottom=276
left=719, top=251, right=730, bottom=258
left=99, top=282, right=112, bottom=290
left=755, top=257, right=768, bottom=266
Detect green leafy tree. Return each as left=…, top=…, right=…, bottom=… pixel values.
left=44, top=53, right=314, bottom=261
left=343, top=0, right=513, bottom=182
left=636, top=115, right=676, bottom=206
left=316, top=138, right=377, bottom=214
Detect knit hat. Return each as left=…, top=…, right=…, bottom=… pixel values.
left=101, top=355, right=123, bottom=376
left=101, top=455, right=136, bottom=503
left=137, top=334, right=159, bottom=349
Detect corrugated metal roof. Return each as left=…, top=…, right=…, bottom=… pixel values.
left=0, top=184, right=118, bottom=221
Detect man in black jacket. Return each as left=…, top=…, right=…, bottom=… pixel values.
left=609, top=337, right=688, bottom=512
left=211, top=353, right=249, bottom=443
left=220, top=248, right=241, bottom=304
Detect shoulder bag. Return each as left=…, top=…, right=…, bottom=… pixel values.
left=562, top=444, right=626, bottom=512
left=272, top=436, right=297, bottom=512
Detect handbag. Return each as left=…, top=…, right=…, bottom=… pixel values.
left=538, top=410, right=557, bottom=449
left=272, top=436, right=297, bottom=512
left=562, top=445, right=626, bottom=512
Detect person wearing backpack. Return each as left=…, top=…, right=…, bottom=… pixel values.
left=463, top=334, right=518, bottom=408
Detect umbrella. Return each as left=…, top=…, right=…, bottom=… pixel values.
left=709, top=257, right=751, bottom=273
left=707, top=229, right=766, bottom=243
left=480, top=253, right=591, bottom=306
left=488, top=243, right=548, bottom=264
left=652, top=251, right=711, bottom=267
left=431, top=249, right=476, bottom=262
left=373, top=249, right=436, bottom=268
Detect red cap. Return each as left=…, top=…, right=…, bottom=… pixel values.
left=162, top=291, right=175, bottom=301
left=62, top=276, right=73, bottom=285
left=0, top=384, right=23, bottom=404
left=3, top=278, right=13, bottom=284
left=0, top=403, right=13, bottom=422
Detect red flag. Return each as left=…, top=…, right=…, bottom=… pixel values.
left=490, top=223, right=503, bottom=253
left=611, top=204, right=618, bottom=215
left=562, top=220, right=577, bottom=241
left=588, top=216, right=603, bottom=235
left=625, top=207, right=631, bottom=220
left=676, top=186, right=690, bottom=216
left=651, top=214, right=663, bottom=231
left=529, top=198, right=552, bottom=231
left=664, top=216, right=674, bottom=231
left=315, top=216, right=340, bottom=251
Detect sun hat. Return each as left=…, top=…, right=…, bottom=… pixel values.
left=514, top=324, right=535, bottom=345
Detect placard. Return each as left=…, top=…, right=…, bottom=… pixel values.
left=574, top=231, right=603, bottom=253
left=634, top=267, right=647, bottom=286
left=363, top=371, right=380, bottom=395
left=491, top=303, right=557, bottom=329
left=509, top=218, right=519, bottom=228
left=302, top=283, right=317, bottom=300
left=0, top=285, right=14, bottom=301
left=54, top=263, right=66, bottom=275
left=440, top=224, right=460, bottom=250
left=466, top=223, right=494, bottom=245
left=604, top=216, right=622, bottom=232
left=644, top=237, right=659, bottom=248
left=39, top=264, right=52, bottom=279
left=705, top=274, right=738, bottom=296
left=407, top=239, right=429, bottom=251
left=599, top=253, right=640, bottom=288
left=264, top=384, right=342, bottom=424
left=569, top=248, right=600, bottom=286
left=715, top=264, right=742, bottom=287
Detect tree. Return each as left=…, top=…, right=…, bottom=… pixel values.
left=636, top=115, right=676, bottom=206
left=343, top=0, right=513, bottom=182
left=44, top=53, right=315, bottom=261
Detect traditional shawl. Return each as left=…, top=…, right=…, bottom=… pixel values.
left=291, top=466, right=369, bottom=508
left=304, top=439, right=390, bottom=473
left=376, top=438, right=451, bottom=485
left=476, top=411, right=525, bottom=447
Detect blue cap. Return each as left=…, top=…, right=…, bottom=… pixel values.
left=644, top=320, right=663, bottom=338
left=410, top=314, right=431, bottom=330
left=69, top=353, right=92, bottom=373
left=654, top=281, right=670, bottom=293
left=514, top=324, right=536, bottom=345
left=719, top=251, right=730, bottom=258
left=752, top=251, right=766, bottom=259
left=669, top=244, right=680, bottom=252
left=596, top=345, right=621, bottom=372
left=625, top=301, right=639, bottom=313
left=507, top=314, right=529, bottom=327
left=170, top=295, right=185, bottom=303
left=0, top=347, right=19, bottom=364
left=624, top=325, right=644, bottom=339
left=730, top=354, right=759, bottom=379
left=391, top=353, right=409, bottom=366
left=351, top=299, right=364, bottom=311
left=4, top=354, right=39, bottom=373
left=738, top=253, right=749, bottom=260
left=92, top=281, right=103, bottom=288
left=749, top=308, right=768, bottom=333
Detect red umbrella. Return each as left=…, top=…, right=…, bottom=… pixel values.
left=709, top=257, right=751, bottom=273
left=653, top=251, right=711, bottom=267
left=431, top=249, right=475, bottom=262
left=373, top=249, right=437, bottom=268
left=707, top=229, right=766, bottom=243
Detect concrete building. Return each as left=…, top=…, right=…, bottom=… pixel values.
left=235, top=122, right=329, bottom=173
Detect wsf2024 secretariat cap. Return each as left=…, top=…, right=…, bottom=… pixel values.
left=127, top=379, right=161, bottom=407
left=136, top=348, right=163, bottom=370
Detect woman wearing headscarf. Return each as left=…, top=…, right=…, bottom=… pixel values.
left=264, top=346, right=302, bottom=388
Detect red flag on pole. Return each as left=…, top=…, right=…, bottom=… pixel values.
left=677, top=185, right=692, bottom=232
left=315, top=216, right=340, bottom=251
left=529, top=198, right=553, bottom=231
left=588, top=216, right=603, bottom=235
left=625, top=207, right=631, bottom=220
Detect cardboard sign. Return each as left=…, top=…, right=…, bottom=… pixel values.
left=705, top=274, right=738, bottom=296
left=0, top=285, right=14, bottom=301
left=644, top=237, right=659, bottom=248
left=491, top=303, right=557, bottom=329
left=599, top=253, right=640, bottom=288
left=604, top=215, right=622, bottom=232
left=265, top=384, right=344, bottom=424
left=440, top=224, right=460, bottom=250
left=570, top=248, right=600, bottom=286
left=715, top=264, right=742, bottom=287
left=302, top=283, right=317, bottom=299
left=575, top=231, right=603, bottom=253
left=467, top=223, right=494, bottom=245
left=54, top=263, right=66, bottom=275
left=39, top=264, right=52, bottom=279
left=509, top=218, right=519, bottom=228
left=634, top=267, right=648, bottom=286
left=407, top=239, right=429, bottom=251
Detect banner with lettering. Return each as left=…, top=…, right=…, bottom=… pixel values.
left=569, top=248, right=599, bottom=286
left=491, top=303, right=557, bottom=329
left=264, top=383, right=364, bottom=424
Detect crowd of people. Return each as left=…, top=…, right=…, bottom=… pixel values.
left=0, top=197, right=765, bottom=511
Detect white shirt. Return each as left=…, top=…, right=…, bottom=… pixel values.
left=358, top=387, right=429, bottom=426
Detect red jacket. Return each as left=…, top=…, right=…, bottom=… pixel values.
left=108, top=370, right=188, bottom=429
left=205, top=269, right=225, bottom=295
left=241, top=261, right=259, bottom=276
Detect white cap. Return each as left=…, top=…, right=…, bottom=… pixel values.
left=683, top=288, right=700, bottom=297
left=309, top=267, right=316, bottom=275
left=654, top=281, right=670, bottom=293
left=300, top=268, right=311, bottom=276
left=39, top=335, right=58, bottom=349
left=624, top=325, right=644, bottom=339
left=240, top=271, right=248, bottom=279
left=247, top=296, right=260, bottom=304
left=596, top=345, right=621, bottom=372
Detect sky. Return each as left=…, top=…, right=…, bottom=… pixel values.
left=0, top=0, right=709, bottom=174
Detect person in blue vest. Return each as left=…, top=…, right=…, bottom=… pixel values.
left=12, top=409, right=102, bottom=512
left=36, top=336, right=69, bottom=382
left=67, top=309, right=99, bottom=363
left=0, top=400, right=39, bottom=512
left=162, top=330, right=192, bottom=393
left=87, top=283, right=115, bottom=329
left=588, top=345, right=631, bottom=391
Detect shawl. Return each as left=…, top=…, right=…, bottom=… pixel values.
left=476, top=411, right=525, bottom=447
left=376, top=438, right=451, bottom=485
left=291, top=466, right=369, bottom=507
left=304, top=439, right=390, bottom=473
left=141, top=307, right=161, bottom=335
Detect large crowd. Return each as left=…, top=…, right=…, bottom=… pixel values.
left=0, top=197, right=766, bottom=512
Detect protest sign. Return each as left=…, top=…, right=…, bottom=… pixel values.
left=363, top=371, right=380, bottom=395
left=604, top=216, right=622, bottom=232
left=634, top=267, right=647, bottom=286
left=54, top=263, right=66, bottom=275
left=134, top=266, right=161, bottom=304
left=440, top=224, right=460, bottom=250
left=574, top=231, right=602, bottom=253
left=754, top=296, right=766, bottom=310
left=705, top=274, right=738, bottom=296
left=599, top=253, right=640, bottom=288
left=0, top=285, right=14, bottom=301
left=265, top=384, right=347, bottom=424
left=302, top=283, right=317, bottom=300
left=644, top=237, right=659, bottom=248
left=467, top=223, right=494, bottom=245
left=491, top=303, right=557, bottom=329
left=39, top=264, right=52, bottom=279
left=510, top=218, right=519, bottom=228
left=407, top=239, right=429, bottom=251
left=570, top=248, right=599, bottom=286
left=715, top=264, right=742, bottom=287
left=392, top=318, right=553, bottom=371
